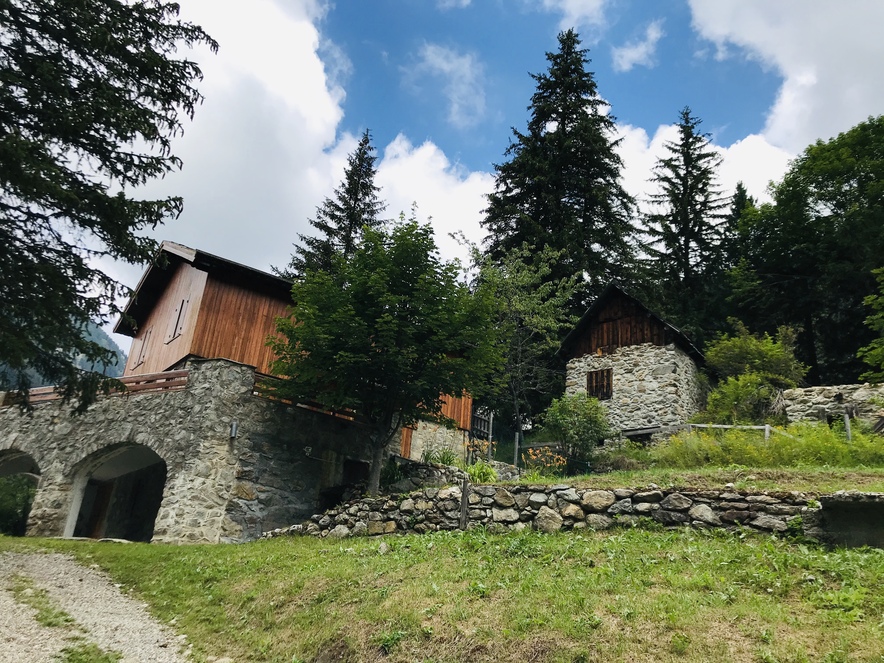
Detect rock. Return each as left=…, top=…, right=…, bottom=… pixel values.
left=383, top=521, right=397, bottom=534
left=688, top=504, right=721, bottom=525
left=414, top=500, right=434, bottom=511
left=634, top=502, right=660, bottom=514
left=719, top=510, right=752, bottom=524
left=318, top=515, right=332, bottom=528
left=720, top=492, right=743, bottom=501
left=750, top=514, right=787, bottom=532
left=399, top=499, right=415, bottom=513
left=534, top=506, right=563, bottom=533
left=584, top=514, right=614, bottom=530
left=581, top=490, right=616, bottom=512
left=613, top=488, right=634, bottom=499
left=493, top=488, right=516, bottom=508
left=528, top=492, right=549, bottom=509
left=608, top=499, right=634, bottom=515
left=328, top=524, right=350, bottom=539
left=351, top=521, right=368, bottom=536
left=633, top=490, right=664, bottom=503
left=557, top=488, right=580, bottom=503
left=652, top=510, right=690, bottom=525
left=514, top=493, right=531, bottom=509
left=561, top=503, right=585, bottom=520
left=660, top=493, right=692, bottom=511
left=492, top=507, right=520, bottom=523
left=746, top=495, right=780, bottom=505
left=438, top=486, right=461, bottom=500
left=378, top=542, right=389, bottom=554
left=367, top=521, right=385, bottom=536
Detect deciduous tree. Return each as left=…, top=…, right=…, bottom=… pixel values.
left=271, top=218, right=501, bottom=494
left=0, top=0, right=216, bottom=408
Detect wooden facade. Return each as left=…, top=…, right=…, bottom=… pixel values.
left=116, top=242, right=292, bottom=377
left=561, top=284, right=702, bottom=364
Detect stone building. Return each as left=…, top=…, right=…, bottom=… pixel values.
left=560, top=284, right=704, bottom=434
left=0, top=241, right=473, bottom=542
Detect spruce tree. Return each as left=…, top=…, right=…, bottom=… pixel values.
left=642, top=107, right=729, bottom=341
left=280, top=130, right=386, bottom=278
left=482, top=29, right=635, bottom=310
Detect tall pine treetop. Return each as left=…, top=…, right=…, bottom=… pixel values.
left=482, top=29, right=635, bottom=311
left=279, top=129, right=386, bottom=278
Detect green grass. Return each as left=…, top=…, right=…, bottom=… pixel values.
left=55, top=642, right=122, bottom=663
left=3, top=528, right=883, bottom=663
left=8, top=574, right=77, bottom=629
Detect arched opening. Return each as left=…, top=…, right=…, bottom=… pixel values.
left=0, top=450, right=40, bottom=536
left=70, top=445, right=167, bottom=542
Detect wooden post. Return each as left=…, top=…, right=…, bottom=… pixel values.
left=459, top=477, right=470, bottom=530
left=487, top=411, right=494, bottom=462
left=844, top=413, right=852, bottom=441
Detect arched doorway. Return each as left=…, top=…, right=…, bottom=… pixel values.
left=0, top=450, right=40, bottom=536
left=69, top=445, right=167, bottom=542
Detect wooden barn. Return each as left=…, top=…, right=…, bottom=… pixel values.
left=560, top=283, right=704, bottom=434
left=115, top=241, right=472, bottom=458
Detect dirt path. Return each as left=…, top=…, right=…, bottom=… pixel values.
left=0, top=552, right=191, bottom=663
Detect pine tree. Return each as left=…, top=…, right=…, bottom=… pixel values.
left=280, top=130, right=386, bottom=278
left=482, top=29, right=635, bottom=310
left=722, top=181, right=756, bottom=268
left=642, top=107, right=729, bottom=341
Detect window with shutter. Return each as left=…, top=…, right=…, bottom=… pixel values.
left=587, top=368, right=612, bottom=400
left=164, top=297, right=189, bottom=344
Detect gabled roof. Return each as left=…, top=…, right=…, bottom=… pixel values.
left=559, top=282, right=704, bottom=364
left=114, top=241, right=293, bottom=337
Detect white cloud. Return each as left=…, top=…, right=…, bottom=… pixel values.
left=377, top=135, right=495, bottom=264
left=407, top=43, right=487, bottom=129
left=537, top=0, right=609, bottom=31
left=688, top=0, right=884, bottom=152
left=437, top=0, right=471, bottom=8
left=611, top=19, right=665, bottom=73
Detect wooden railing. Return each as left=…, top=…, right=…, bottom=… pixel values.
left=1, top=370, right=190, bottom=407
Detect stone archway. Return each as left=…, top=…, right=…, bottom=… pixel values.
left=66, top=444, right=167, bottom=542
left=0, top=450, right=41, bottom=536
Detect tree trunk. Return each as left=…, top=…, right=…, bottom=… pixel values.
left=367, top=441, right=386, bottom=496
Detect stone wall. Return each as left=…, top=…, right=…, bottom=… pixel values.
left=783, top=384, right=884, bottom=423
left=565, top=343, right=703, bottom=431
left=0, top=359, right=370, bottom=543
left=266, top=483, right=819, bottom=540
left=406, top=420, right=471, bottom=462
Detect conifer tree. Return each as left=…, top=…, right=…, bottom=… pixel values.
left=482, top=29, right=635, bottom=310
left=642, top=107, right=729, bottom=341
left=280, top=130, right=386, bottom=278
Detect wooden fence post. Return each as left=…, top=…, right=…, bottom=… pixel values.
left=459, top=477, right=470, bottom=530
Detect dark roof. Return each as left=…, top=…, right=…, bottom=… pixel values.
left=114, top=241, right=293, bottom=337
left=559, top=282, right=704, bottom=364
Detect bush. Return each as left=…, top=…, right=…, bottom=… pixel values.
left=0, top=475, right=37, bottom=536
left=647, top=423, right=884, bottom=469
left=541, top=393, right=613, bottom=464
left=695, top=373, right=783, bottom=425
left=465, top=459, right=497, bottom=483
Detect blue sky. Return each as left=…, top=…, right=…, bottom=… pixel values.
left=106, top=0, right=884, bottom=348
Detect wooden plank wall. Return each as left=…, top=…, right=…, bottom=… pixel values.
left=190, top=275, right=292, bottom=376
left=441, top=394, right=473, bottom=431
left=570, top=292, right=666, bottom=358
left=123, top=263, right=207, bottom=376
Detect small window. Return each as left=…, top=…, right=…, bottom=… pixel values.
left=164, top=297, right=189, bottom=344
left=587, top=368, right=612, bottom=400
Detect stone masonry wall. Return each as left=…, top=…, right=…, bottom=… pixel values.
left=0, top=359, right=370, bottom=543
left=406, top=420, right=471, bottom=462
left=266, top=483, right=820, bottom=540
left=566, top=343, right=703, bottom=431
left=783, top=384, right=884, bottom=424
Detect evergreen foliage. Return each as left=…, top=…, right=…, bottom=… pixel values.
left=541, top=392, right=612, bottom=467
left=642, top=107, right=729, bottom=342
left=271, top=218, right=501, bottom=494
left=730, top=115, right=884, bottom=384
left=857, top=268, right=884, bottom=382
left=0, top=0, right=216, bottom=409
left=482, top=29, right=635, bottom=311
left=278, top=130, right=385, bottom=278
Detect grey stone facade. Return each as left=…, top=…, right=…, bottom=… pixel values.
left=0, top=359, right=370, bottom=543
left=406, top=420, right=470, bottom=462
left=783, top=383, right=884, bottom=424
left=565, top=343, right=703, bottom=431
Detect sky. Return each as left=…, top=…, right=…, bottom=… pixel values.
left=105, top=0, right=884, bottom=349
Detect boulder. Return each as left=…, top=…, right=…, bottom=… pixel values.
left=534, top=506, right=563, bottom=533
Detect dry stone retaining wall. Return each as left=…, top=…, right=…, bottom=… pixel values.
left=266, top=483, right=821, bottom=540
left=783, top=384, right=884, bottom=423
left=565, top=343, right=703, bottom=431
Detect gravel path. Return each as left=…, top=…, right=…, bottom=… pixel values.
left=0, top=552, right=191, bottom=663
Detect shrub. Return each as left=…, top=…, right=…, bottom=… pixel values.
left=0, top=475, right=37, bottom=536
left=522, top=446, right=567, bottom=477
left=696, top=373, right=782, bottom=425
left=465, top=459, right=498, bottom=484
left=541, top=393, right=613, bottom=464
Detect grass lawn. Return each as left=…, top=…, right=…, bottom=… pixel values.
left=3, top=525, right=883, bottom=663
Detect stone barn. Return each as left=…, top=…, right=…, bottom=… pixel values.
left=0, top=241, right=473, bottom=542
left=560, top=284, right=704, bottom=434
